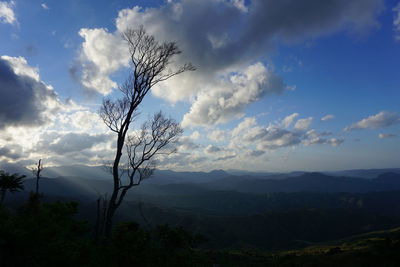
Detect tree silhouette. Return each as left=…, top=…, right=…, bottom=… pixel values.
left=99, top=26, right=194, bottom=237
left=0, top=170, right=25, bottom=206
left=32, top=159, right=44, bottom=195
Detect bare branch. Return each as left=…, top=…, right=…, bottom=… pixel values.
left=98, top=25, right=192, bottom=237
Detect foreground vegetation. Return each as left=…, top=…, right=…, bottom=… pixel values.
left=1, top=195, right=400, bottom=267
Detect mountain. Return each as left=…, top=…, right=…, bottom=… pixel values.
left=11, top=171, right=400, bottom=201
left=205, top=172, right=400, bottom=193
left=326, top=168, right=400, bottom=179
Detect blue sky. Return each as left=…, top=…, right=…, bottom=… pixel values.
left=0, top=0, right=399, bottom=172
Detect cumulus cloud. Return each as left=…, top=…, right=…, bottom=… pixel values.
left=182, top=62, right=287, bottom=127
left=156, top=113, right=343, bottom=170
left=294, top=117, right=313, bottom=131
left=229, top=115, right=342, bottom=151
left=0, top=56, right=61, bottom=129
left=230, top=117, right=302, bottom=150
left=394, top=2, right=400, bottom=41
left=204, top=144, right=221, bottom=154
left=302, top=129, right=344, bottom=146
left=76, top=0, right=383, bottom=126
left=344, top=111, right=400, bottom=131
left=207, top=129, right=227, bottom=142
left=321, top=114, right=334, bottom=121
left=77, top=28, right=129, bottom=94
left=282, top=113, right=299, bottom=128
left=378, top=133, right=397, bottom=139
left=0, top=1, right=16, bottom=25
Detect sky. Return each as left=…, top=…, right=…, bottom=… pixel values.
left=0, top=0, right=399, bottom=172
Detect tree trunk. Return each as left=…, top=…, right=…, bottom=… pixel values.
left=0, top=189, right=6, bottom=206
left=95, top=198, right=101, bottom=241
left=35, top=176, right=39, bottom=195
left=104, top=199, right=117, bottom=238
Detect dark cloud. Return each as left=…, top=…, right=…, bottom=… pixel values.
left=216, top=155, right=236, bottom=161
left=247, top=150, right=265, bottom=157
left=166, top=0, right=383, bottom=74
left=0, top=145, right=23, bottom=160
left=205, top=145, right=221, bottom=154
left=0, top=57, right=59, bottom=129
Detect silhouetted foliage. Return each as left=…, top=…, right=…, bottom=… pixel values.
left=0, top=170, right=25, bottom=206
left=1, top=189, right=400, bottom=266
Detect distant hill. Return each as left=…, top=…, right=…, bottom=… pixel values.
left=8, top=171, right=400, bottom=202
left=205, top=172, right=400, bottom=193
left=326, top=168, right=400, bottom=179
left=1, top=163, right=399, bottom=183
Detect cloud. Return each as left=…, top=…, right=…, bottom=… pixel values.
left=204, top=144, right=221, bottom=154
left=0, top=144, right=22, bottom=160
left=246, top=150, right=265, bottom=157
left=0, top=56, right=61, bottom=129
left=229, top=115, right=342, bottom=151
left=207, top=129, right=227, bottom=142
left=41, top=3, right=49, bottom=10
left=232, top=117, right=257, bottom=136
left=181, top=62, right=287, bottom=127
left=76, top=0, right=383, bottom=126
left=378, top=133, right=397, bottom=139
left=77, top=28, right=129, bottom=94
left=0, top=1, right=16, bottom=25
left=394, top=2, right=400, bottom=41
left=294, top=117, right=313, bottom=131
left=321, top=114, right=334, bottom=121
left=344, top=111, right=400, bottom=131
left=282, top=113, right=299, bottom=128
left=36, top=132, right=110, bottom=155
left=176, top=135, right=199, bottom=151
left=230, top=117, right=303, bottom=150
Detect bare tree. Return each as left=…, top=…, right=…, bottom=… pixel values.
left=99, top=26, right=193, bottom=237
left=32, top=159, right=43, bottom=195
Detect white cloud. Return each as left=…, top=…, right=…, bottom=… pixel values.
left=282, top=113, right=299, bottom=128
left=190, top=131, right=201, bottom=140
left=181, top=62, right=287, bottom=127
left=78, top=28, right=129, bottom=94
left=0, top=1, right=16, bottom=25
left=229, top=115, right=342, bottom=152
left=328, top=138, right=344, bottom=147
left=294, top=117, right=313, bottom=131
left=1, top=55, right=39, bottom=80
left=394, top=2, right=400, bottom=41
left=231, top=0, right=248, bottom=12
left=58, top=110, right=106, bottom=132
left=344, top=111, right=400, bottom=131
left=75, top=0, right=383, bottom=127
left=207, top=129, right=227, bottom=142
left=232, top=117, right=257, bottom=137
left=321, top=114, right=334, bottom=121
left=378, top=133, right=397, bottom=139
left=230, top=117, right=302, bottom=150
left=41, top=3, right=49, bottom=10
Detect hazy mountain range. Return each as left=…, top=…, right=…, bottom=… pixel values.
left=3, top=163, right=400, bottom=250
